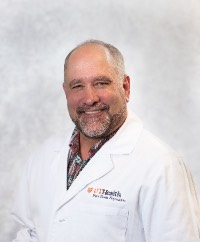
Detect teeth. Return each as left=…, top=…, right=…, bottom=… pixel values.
left=85, top=110, right=100, bottom=114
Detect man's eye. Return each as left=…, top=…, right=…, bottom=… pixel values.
left=95, top=82, right=109, bottom=87
left=72, top=84, right=83, bottom=89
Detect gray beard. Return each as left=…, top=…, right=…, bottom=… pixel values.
left=73, top=103, right=127, bottom=138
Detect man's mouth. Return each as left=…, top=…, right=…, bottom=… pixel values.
left=77, top=104, right=109, bottom=115
left=84, top=110, right=102, bottom=115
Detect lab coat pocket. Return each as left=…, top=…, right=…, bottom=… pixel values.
left=55, top=205, right=129, bottom=242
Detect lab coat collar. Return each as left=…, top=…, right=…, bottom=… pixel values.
left=107, top=109, right=143, bottom=155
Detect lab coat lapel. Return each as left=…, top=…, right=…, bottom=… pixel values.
left=57, top=144, right=113, bottom=210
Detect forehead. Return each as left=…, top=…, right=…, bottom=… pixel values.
left=65, top=44, right=116, bottom=81
left=68, top=44, right=111, bottom=65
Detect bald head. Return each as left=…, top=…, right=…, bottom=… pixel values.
left=64, top=40, right=126, bottom=82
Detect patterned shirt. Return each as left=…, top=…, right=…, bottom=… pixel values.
left=67, top=127, right=118, bottom=190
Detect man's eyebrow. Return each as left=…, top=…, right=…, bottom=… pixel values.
left=93, top=76, right=112, bottom=83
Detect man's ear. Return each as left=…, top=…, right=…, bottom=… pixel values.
left=123, top=75, right=130, bottom=102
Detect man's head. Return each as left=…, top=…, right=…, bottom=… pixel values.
left=63, top=40, right=130, bottom=139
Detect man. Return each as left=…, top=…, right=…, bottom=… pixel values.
left=12, top=40, right=200, bottom=241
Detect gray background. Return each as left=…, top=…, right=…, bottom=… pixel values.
left=0, top=0, right=200, bottom=241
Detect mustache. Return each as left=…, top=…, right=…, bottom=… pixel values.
left=76, top=103, right=109, bottom=114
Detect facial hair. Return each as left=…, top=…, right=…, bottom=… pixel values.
left=72, top=102, right=127, bottom=138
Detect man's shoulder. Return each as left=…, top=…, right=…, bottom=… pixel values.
left=29, top=128, right=74, bottom=165
left=127, top=110, right=175, bottom=155
left=40, top=134, right=70, bottom=151
left=139, top=129, right=174, bottom=154
left=133, top=128, right=186, bottom=176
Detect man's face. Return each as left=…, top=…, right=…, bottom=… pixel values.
left=63, top=44, right=130, bottom=139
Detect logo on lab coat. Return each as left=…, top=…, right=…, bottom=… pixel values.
left=87, top=187, right=126, bottom=202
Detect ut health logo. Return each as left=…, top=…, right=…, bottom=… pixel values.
left=87, top=187, right=126, bottom=202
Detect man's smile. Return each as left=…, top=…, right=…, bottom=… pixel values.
left=84, top=110, right=103, bottom=115
left=77, top=104, right=109, bottom=116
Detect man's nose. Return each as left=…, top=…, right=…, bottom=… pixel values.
left=83, top=86, right=100, bottom=105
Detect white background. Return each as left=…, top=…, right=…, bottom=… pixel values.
left=0, top=0, right=200, bottom=241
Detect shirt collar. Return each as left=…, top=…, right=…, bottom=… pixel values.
left=69, top=126, right=120, bottom=158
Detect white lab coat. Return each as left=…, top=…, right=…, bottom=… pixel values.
left=12, top=111, right=200, bottom=242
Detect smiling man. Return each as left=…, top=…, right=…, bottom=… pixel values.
left=63, top=41, right=130, bottom=161
left=12, top=40, right=200, bottom=242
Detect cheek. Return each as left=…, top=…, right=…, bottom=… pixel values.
left=102, top=93, right=123, bottom=108
left=108, top=92, right=126, bottom=110
left=66, top=95, right=79, bottom=112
